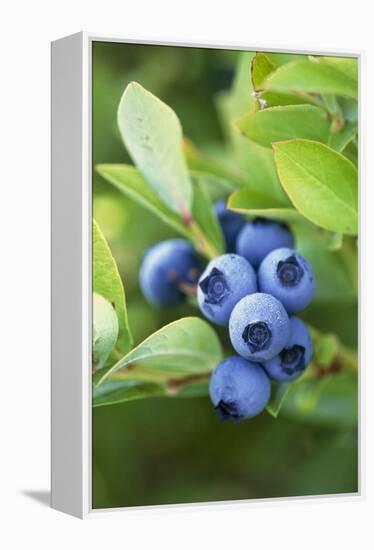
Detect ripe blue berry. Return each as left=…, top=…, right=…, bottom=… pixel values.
left=258, top=248, right=315, bottom=313
left=236, top=218, right=294, bottom=268
left=197, top=254, right=257, bottom=325
left=209, top=356, right=271, bottom=422
left=139, top=239, right=201, bottom=307
left=263, top=317, right=313, bottom=382
left=214, top=200, right=246, bottom=252
left=229, top=293, right=290, bottom=362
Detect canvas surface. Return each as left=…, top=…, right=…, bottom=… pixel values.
left=91, top=42, right=358, bottom=509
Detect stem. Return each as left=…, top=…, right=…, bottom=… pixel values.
left=294, top=91, right=329, bottom=112
left=166, top=371, right=211, bottom=395
left=336, top=344, right=358, bottom=372
left=308, top=324, right=358, bottom=374
left=189, top=220, right=218, bottom=259
left=178, top=282, right=197, bottom=298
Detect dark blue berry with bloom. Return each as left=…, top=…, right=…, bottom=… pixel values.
left=236, top=218, right=294, bottom=268
left=209, top=356, right=271, bottom=422
left=197, top=254, right=257, bottom=326
left=229, top=293, right=290, bottom=362
left=258, top=248, right=315, bottom=313
left=139, top=239, right=201, bottom=307
left=263, top=317, right=313, bottom=382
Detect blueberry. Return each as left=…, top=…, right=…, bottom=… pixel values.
left=197, top=254, right=257, bottom=325
left=236, top=218, right=294, bottom=268
left=263, top=317, right=313, bottom=382
left=258, top=247, right=315, bottom=313
left=139, top=239, right=201, bottom=306
left=229, top=293, right=290, bottom=362
left=209, top=356, right=271, bottom=422
left=214, top=200, right=246, bottom=252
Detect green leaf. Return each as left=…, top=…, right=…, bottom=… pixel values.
left=251, top=52, right=303, bottom=92
left=189, top=172, right=234, bottom=202
left=93, top=379, right=165, bottom=407
left=93, top=220, right=133, bottom=354
left=96, top=163, right=221, bottom=258
left=251, top=52, right=275, bottom=91
left=251, top=53, right=310, bottom=108
left=328, top=122, right=357, bottom=152
left=342, top=139, right=358, bottom=165
left=266, top=53, right=303, bottom=67
left=264, top=57, right=358, bottom=99
left=191, top=176, right=225, bottom=254
left=237, top=105, right=330, bottom=149
left=282, top=372, right=358, bottom=428
left=117, top=82, right=192, bottom=215
left=97, top=164, right=190, bottom=236
left=94, top=317, right=223, bottom=387
left=260, top=91, right=308, bottom=108
left=184, top=139, right=250, bottom=190
left=273, top=139, right=358, bottom=235
left=93, top=376, right=211, bottom=407
left=93, top=293, right=119, bottom=370
left=228, top=188, right=303, bottom=223
left=266, top=383, right=290, bottom=418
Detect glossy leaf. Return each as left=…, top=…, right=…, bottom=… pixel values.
left=94, top=317, right=223, bottom=387
left=251, top=52, right=275, bottom=91
left=273, top=140, right=358, bottom=235
left=117, top=82, right=192, bottom=215
left=97, top=164, right=190, bottom=235
left=93, top=377, right=211, bottom=407
left=342, top=139, right=358, bottom=165
left=251, top=52, right=304, bottom=92
left=237, top=105, right=330, bottom=148
left=93, top=220, right=133, bottom=354
left=264, top=57, right=358, bottom=99
left=328, top=122, right=357, bottom=152
left=93, top=379, right=165, bottom=407
left=266, top=53, right=303, bottom=67
left=228, top=188, right=303, bottom=223
left=96, top=164, right=221, bottom=258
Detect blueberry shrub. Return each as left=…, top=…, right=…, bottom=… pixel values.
left=92, top=44, right=358, bottom=507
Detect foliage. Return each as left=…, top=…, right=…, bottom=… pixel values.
left=92, top=44, right=358, bottom=507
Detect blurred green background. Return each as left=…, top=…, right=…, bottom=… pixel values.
left=92, top=41, right=358, bottom=509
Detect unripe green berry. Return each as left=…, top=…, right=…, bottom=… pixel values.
left=93, top=293, right=119, bottom=370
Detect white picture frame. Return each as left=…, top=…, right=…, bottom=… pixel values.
left=51, top=32, right=363, bottom=518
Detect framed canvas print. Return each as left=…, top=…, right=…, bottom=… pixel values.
left=51, top=33, right=361, bottom=518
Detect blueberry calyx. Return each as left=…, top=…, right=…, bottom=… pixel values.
left=216, top=400, right=242, bottom=424
left=242, top=321, right=272, bottom=353
left=277, top=255, right=304, bottom=287
left=280, top=344, right=305, bottom=375
left=199, top=267, right=230, bottom=305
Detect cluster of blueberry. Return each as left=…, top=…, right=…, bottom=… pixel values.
left=139, top=200, right=315, bottom=423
